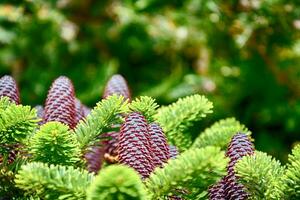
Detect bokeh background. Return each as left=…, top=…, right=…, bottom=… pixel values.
left=0, top=0, right=299, bottom=161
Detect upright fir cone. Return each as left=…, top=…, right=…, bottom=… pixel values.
left=223, top=133, right=254, bottom=200
left=118, top=112, right=154, bottom=179
left=85, top=143, right=106, bottom=173
left=169, top=145, right=179, bottom=159
left=74, top=98, right=85, bottom=125
left=209, top=133, right=254, bottom=200
left=0, top=75, right=20, bottom=104
left=43, top=76, right=76, bottom=129
left=85, top=131, right=119, bottom=173
left=208, top=178, right=226, bottom=200
left=226, top=133, right=254, bottom=176
left=103, top=74, right=131, bottom=101
left=148, top=122, right=170, bottom=167
left=103, top=131, right=119, bottom=163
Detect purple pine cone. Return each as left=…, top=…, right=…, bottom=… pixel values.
left=43, top=76, right=76, bottom=129
left=0, top=75, right=20, bottom=104
left=85, top=131, right=119, bottom=173
left=224, top=175, right=249, bottom=200
left=103, top=74, right=131, bottom=101
left=169, top=145, right=179, bottom=159
left=209, top=133, right=254, bottom=200
left=226, top=133, right=254, bottom=176
left=118, top=112, right=154, bottom=179
left=85, top=143, right=106, bottom=173
left=75, top=98, right=85, bottom=125
left=148, top=122, right=170, bottom=167
left=208, top=178, right=226, bottom=200
left=103, top=131, right=119, bottom=162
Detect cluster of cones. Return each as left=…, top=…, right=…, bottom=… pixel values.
left=0, top=74, right=178, bottom=180
left=0, top=74, right=253, bottom=199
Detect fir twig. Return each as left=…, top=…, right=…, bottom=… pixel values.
left=74, top=95, right=128, bottom=150
left=155, top=94, right=213, bottom=150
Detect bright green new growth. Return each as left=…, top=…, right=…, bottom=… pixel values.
left=74, top=95, right=128, bottom=150
left=15, top=162, right=94, bottom=200
left=146, top=146, right=228, bottom=199
left=0, top=98, right=38, bottom=146
left=87, top=165, right=149, bottom=200
left=284, top=144, right=300, bottom=199
left=155, top=94, right=213, bottom=150
left=235, top=151, right=285, bottom=200
left=129, top=96, right=159, bottom=122
left=29, top=122, right=81, bottom=166
left=0, top=97, right=13, bottom=110
left=192, top=118, right=251, bottom=150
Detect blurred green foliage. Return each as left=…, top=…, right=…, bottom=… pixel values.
left=0, top=0, right=300, bottom=161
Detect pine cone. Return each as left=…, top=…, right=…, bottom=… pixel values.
left=223, top=175, right=249, bottom=200
left=85, top=131, right=119, bottom=173
left=74, top=98, right=85, bottom=125
left=43, top=76, right=76, bottom=129
left=0, top=75, right=20, bottom=104
left=103, top=131, right=119, bottom=161
left=103, top=74, right=131, bottom=101
left=148, top=122, right=170, bottom=167
left=208, top=178, right=226, bottom=200
left=226, top=133, right=254, bottom=176
left=224, top=133, right=254, bottom=200
left=208, top=133, right=254, bottom=200
left=118, top=112, right=154, bottom=179
left=85, top=143, right=106, bottom=173
left=169, top=145, right=179, bottom=159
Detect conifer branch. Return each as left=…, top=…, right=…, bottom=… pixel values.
left=284, top=144, right=300, bottom=199
left=0, top=102, right=38, bottom=146
left=146, top=146, right=228, bottom=199
left=192, top=118, right=251, bottom=150
left=15, top=162, right=94, bottom=199
left=0, top=97, right=13, bottom=110
left=29, top=122, right=81, bottom=166
left=74, top=95, right=128, bottom=150
left=235, top=151, right=285, bottom=200
left=0, top=156, right=27, bottom=198
left=87, top=165, right=149, bottom=200
left=129, top=96, right=159, bottom=122
left=155, top=94, right=213, bottom=150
